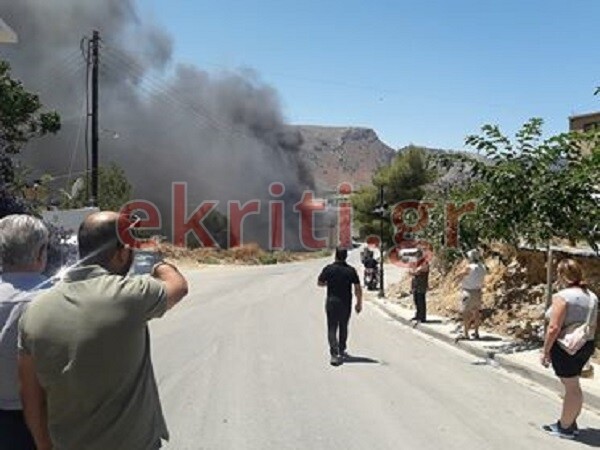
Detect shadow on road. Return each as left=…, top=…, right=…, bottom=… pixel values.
left=343, top=355, right=380, bottom=364
left=488, top=341, right=541, bottom=355
left=470, top=360, right=491, bottom=367
left=475, top=336, right=503, bottom=342
left=576, top=428, right=600, bottom=447
left=454, top=335, right=503, bottom=343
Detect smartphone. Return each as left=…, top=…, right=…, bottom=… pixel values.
left=130, top=249, right=162, bottom=276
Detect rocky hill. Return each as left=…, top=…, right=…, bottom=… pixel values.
left=295, top=126, right=396, bottom=193
left=293, top=127, right=485, bottom=195
left=397, top=145, right=490, bottom=193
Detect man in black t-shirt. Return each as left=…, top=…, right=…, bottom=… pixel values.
left=318, top=248, right=363, bottom=366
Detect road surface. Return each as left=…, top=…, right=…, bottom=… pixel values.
left=150, top=251, right=600, bottom=449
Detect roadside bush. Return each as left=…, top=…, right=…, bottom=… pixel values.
left=258, top=253, right=278, bottom=265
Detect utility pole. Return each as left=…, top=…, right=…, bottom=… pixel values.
left=90, top=30, right=100, bottom=207
left=544, top=244, right=553, bottom=336
left=378, top=185, right=385, bottom=298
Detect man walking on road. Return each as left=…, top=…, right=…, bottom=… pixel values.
left=18, top=211, right=189, bottom=450
left=318, top=248, right=362, bottom=366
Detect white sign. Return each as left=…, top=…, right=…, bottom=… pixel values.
left=0, top=18, right=18, bottom=44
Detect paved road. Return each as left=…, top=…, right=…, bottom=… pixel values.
left=150, top=251, right=600, bottom=450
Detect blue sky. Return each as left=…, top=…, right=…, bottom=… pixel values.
left=143, top=0, right=600, bottom=150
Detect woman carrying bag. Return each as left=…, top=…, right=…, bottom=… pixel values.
left=541, top=259, right=598, bottom=439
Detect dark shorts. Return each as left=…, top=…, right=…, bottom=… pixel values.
left=551, top=340, right=595, bottom=378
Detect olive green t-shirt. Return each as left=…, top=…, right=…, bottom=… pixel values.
left=19, top=266, right=169, bottom=450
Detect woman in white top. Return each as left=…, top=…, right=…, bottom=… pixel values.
left=456, top=249, right=486, bottom=341
left=542, top=259, right=598, bottom=439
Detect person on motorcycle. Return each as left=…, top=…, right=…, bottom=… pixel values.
left=362, top=250, right=379, bottom=289
left=363, top=250, right=378, bottom=270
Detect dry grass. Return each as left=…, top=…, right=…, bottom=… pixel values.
left=161, top=242, right=331, bottom=266
left=388, top=244, right=600, bottom=344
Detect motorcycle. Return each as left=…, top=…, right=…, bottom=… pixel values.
left=364, top=267, right=379, bottom=291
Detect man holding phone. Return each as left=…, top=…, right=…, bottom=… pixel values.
left=18, top=211, right=189, bottom=450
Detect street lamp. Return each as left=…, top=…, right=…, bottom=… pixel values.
left=372, top=185, right=388, bottom=298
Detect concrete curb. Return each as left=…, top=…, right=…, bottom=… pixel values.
left=369, top=295, right=600, bottom=412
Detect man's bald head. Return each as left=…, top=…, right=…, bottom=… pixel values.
left=78, top=211, right=125, bottom=263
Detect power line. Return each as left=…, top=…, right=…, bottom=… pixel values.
left=48, top=168, right=91, bottom=181
left=33, top=49, right=86, bottom=94
left=65, top=94, right=87, bottom=190
left=102, top=48, right=234, bottom=134
left=100, top=56, right=204, bottom=120
left=98, top=60, right=213, bottom=138
left=118, top=48, right=398, bottom=95
left=59, top=37, right=92, bottom=193
left=101, top=45, right=267, bottom=142
left=99, top=57, right=235, bottom=142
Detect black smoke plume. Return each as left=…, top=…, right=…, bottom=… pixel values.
left=1, top=0, right=315, bottom=248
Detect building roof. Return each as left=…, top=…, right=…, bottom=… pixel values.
left=569, top=111, right=600, bottom=121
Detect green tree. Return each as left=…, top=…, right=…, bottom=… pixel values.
left=424, top=181, right=485, bottom=245
left=464, top=118, right=600, bottom=250
left=352, top=184, right=383, bottom=240
left=352, top=146, right=433, bottom=244
left=62, top=162, right=133, bottom=211
left=0, top=60, right=61, bottom=216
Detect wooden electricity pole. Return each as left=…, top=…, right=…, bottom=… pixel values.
left=90, top=30, right=100, bottom=207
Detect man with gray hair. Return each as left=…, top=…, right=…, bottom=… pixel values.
left=0, top=214, right=50, bottom=450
